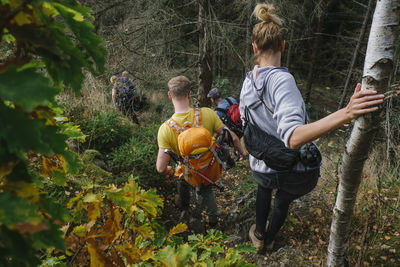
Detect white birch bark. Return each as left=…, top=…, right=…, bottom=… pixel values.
left=327, top=0, right=400, bottom=266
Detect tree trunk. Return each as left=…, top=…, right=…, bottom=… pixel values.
left=304, top=17, right=322, bottom=104
left=338, top=0, right=375, bottom=109
left=285, top=20, right=295, bottom=69
left=245, top=0, right=254, bottom=72
left=304, top=0, right=339, bottom=104
left=197, top=0, right=213, bottom=107
left=327, top=1, right=400, bottom=266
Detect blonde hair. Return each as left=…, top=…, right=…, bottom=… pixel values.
left=252, top=4, right=285, bottom=54
left=168, top=76, right=191, bottom=98
left=122, top=71, right=129, bottom=77
left=110, top=75, right=118, bottom=84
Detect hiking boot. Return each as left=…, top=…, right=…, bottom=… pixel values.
left=249, top=224, right=264, bottom=251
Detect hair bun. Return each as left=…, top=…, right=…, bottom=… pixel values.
left=253, top=4, right=282, bottom=25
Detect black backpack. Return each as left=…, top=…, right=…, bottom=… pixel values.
left=215, top=98, right=243, bottom=138
left=116, top=85, right=135, bottom=102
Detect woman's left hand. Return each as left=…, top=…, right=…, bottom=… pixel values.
left=345, top=83, right=385, bottom=120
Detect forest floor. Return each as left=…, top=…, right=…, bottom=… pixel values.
left=144, top=148, right=336, bottom=266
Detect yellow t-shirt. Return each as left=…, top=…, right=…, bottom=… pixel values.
left=157, top=107, right=224, bottom=154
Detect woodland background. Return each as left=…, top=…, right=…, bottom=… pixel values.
left=0, top=0, right=399, bottom=266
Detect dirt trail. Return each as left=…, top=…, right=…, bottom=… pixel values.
left=145, top=158, right=334, bottom=266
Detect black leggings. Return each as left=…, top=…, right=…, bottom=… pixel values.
left=255, top=186, right=301, bottom=242
left=253, top=169, right=319, bottom=242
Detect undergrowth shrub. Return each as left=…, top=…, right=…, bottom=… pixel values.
left=110, top=124, right=159, bottom=177
left=80, top=110, right=134, bottom=153
left=46, top=178, right=257, bottom=266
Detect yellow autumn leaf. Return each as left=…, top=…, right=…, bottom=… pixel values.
left=52, top=3, right=84, bottom=21
left=87, top=202, right=102, bottom=226
left=101, top=208, right=123, bottom=245
left=83, top=193, right=102, bottom=203
left=42, top=2, right=59, bottom=17
left=169, top=222, right=188, bottom=237
left=41, top=155, right=67, bottom=177
left=116, top=244, right=141, bottom=265
left=141, top=246, right=155, bottom=261
left=87, top=241, right=106, bottom=267
left=72, top=225, right=86, bottom=237
left=14, top=11, right=33, bottom=26
left=133, top=224, right=154, bottom=239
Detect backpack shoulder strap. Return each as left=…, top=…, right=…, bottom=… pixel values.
left=250, top=70, right=274, bottom=114
left=164, top=118, right=184, bottom=134
left=193, top=108, right=202, bottom=126
left=226, top=98, right=233, bottom=106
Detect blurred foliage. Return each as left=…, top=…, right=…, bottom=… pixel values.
left=54, top=178, right=256, bottom=266
left=0, top=1, right=257, bottom=266
left=0, top=0, right=106, bottom=264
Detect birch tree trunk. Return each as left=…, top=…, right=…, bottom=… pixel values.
left=197, top=0, right=213, bottom=107
left=327, top=0, right=400, bottom=266
left=338, top=0, right=375, bottom=109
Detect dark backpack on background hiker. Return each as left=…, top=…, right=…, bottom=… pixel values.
left=243, top=73, right=321, bottom=171
left=117, top=84, right=135, bottom=103
left=215, top=98, right=243, bottom=138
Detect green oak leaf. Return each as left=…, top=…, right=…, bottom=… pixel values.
left=0, top=102, right=68, bottom=155
left=0, top=192, right=42, bottom=227
left=0, top=67, right=58, bottom=112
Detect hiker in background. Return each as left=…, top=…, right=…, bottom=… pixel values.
left=110, top=72, right=139, bottom=124
left=208, top=87, right=242, bottom=169
left=156, top=76, right=246, bottom=227
left=208, top=88, right=242, bottom=138
left=118, top=71, right=136, bottom=92
left=241, top=4, right=384, bottom=252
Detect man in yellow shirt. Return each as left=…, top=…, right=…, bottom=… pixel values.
left=156, top=75, right=246, bottom=227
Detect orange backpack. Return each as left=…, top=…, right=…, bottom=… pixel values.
left=164, top=108, right=222, bottom=187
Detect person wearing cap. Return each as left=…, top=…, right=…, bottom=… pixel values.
left=208, top=88, right=241, bottom=169
left=207, top=88, right=239, bottom=124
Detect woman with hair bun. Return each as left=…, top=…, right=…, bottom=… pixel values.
left=240, top=3, right=384, bottom=252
